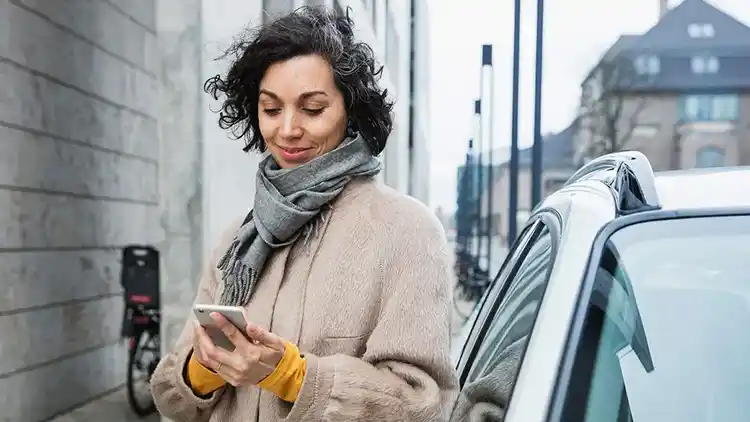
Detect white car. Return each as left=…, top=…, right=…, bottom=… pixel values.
left=450, top=151, right=750, bottom=422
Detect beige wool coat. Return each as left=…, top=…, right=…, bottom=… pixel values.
left=150, top=178, right=459, bottom=422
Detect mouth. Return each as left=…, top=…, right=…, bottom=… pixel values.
left=280, top=147, right=312, bottom=154
left=278, top=146, right=314, bottom=163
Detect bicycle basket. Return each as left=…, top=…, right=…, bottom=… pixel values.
left=121, top=245, right=160, bottom=309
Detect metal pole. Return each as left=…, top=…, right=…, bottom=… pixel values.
left=472, top=100, right=483, bottom=260
left=508, top=0, right=522, bottom=246
left=531, top=0, right=545, bottom=207
left=481, top=45, right=494, bottom=274
left=455, top=137, right=474, bottom=289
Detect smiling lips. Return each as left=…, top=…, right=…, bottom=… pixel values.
left=278, top=146, right=314, bottom=163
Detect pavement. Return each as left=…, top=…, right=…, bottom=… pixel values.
left=49, top=388, right=159, bottom=422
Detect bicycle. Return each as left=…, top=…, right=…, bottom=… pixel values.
left=120, top=245, right=161, bottom=417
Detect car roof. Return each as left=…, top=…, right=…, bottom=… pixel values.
left=654, top=166, right=750, bottom=210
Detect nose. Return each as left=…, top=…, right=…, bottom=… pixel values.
left=280, top=110, right=303, bottom=139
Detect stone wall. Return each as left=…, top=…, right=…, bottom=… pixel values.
left=0, top=0, right=160, bottom=420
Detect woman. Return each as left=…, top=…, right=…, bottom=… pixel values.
left=150, top=6, right=457, bottom=422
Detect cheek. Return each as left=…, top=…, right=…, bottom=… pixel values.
left=257, top=115, right=275, bottom=139
left=308, top=114, right=346, bottom=145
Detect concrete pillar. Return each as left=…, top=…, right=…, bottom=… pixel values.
left=0, top=0, right=159, bottom=419
left=155, top=0, right=204, bottom=392
left=201, top=0, right=263, bottom=255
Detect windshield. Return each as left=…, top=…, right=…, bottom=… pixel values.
left=563, top=214, right=750, bottom=422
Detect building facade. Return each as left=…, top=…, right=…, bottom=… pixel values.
left=0, top=0, right=428, bottom=420
left=574, top=0, right=750, bottom=170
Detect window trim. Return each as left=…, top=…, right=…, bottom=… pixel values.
left=455, top=221, right=541, bottom=385
left=695, top=145, right=726, bottom=168
left=546, top=207, right=750, bottom=422
left=456, top=209, right=562, bottom=387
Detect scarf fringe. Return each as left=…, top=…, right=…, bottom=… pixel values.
left=219, top=261, right=258, bottom=306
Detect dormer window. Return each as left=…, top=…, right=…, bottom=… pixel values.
left=688, top=23, right=715, bottom=38
left=691, top=56, right=719, bottom=74
left=634, top=55, right=660, bottom=75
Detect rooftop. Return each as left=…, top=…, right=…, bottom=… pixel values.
left=654, top=166, right=750, bottom=210
left=589, top=0, right=750, bottom=91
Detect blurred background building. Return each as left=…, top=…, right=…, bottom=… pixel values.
left=0, top=0, right=430, bottom=420
left=454, top=0, right=750, bottom=253
left=574, top=0, right=750, bottom=169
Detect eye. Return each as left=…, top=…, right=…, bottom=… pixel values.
left=303, top=108, right=324, bottom=116
left=263, top=108, right=281, bottom=116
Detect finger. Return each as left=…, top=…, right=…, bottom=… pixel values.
left=192, top=322, right=235, bottom=368
left=246, top=323, right=286, bottom=351
left=214, top=362, right=243, bottom=386
left=191, top=323, right=214, bottom=364
left=211, top=312, right=249, bottom=347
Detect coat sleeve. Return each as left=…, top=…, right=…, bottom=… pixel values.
left=284, top=203, right=460, bottom=421
left=149, top=220, right=242, bottom=421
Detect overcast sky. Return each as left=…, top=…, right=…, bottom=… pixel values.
left=427, top=0, right=750, bottom=212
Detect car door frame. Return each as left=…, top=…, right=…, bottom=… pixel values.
left=545, top=207, right=750, bottom=422
left=455, top=208, right=563, bottom=390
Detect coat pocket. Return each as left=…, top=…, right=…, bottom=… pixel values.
left=315, top=335, right=368, bottom=358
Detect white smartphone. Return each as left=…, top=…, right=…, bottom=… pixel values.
left=193, top=304, right=249, bottom=351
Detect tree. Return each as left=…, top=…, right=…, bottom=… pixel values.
left=576, top=55, right=654, bottom=162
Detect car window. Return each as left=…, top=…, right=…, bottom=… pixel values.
left=451, top=226, right=555, bottom=421
left=455, top=222, right=540, bottom=379
left=556, top=214, right=750, bottom=422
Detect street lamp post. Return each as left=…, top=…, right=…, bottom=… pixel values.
left=472, top=99, right=483, bottom=261
left=531, top=0, right=545, bottom=207
left=480, top=45, right=494, bottom=273
left=508, top=0, right=522, bottom=246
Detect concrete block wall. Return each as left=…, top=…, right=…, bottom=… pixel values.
left=0, top=0, right=160, bottom=420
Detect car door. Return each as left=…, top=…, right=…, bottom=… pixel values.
left=451, top=212, right=561, bottom=421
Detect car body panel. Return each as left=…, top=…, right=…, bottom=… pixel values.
left=504, top=181, right=616, bottom=422
left=654, top=166, right=750, bottom=210
left=453, top=154, right=750, bottom=421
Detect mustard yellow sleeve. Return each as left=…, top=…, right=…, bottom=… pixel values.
left=186, top=353, right=226, bottom=396
left=257, top=342, right=307, bottom=403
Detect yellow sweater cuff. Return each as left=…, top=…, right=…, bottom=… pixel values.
left=186, top=353, right=226, bottom=396
left=257, top=342, right=307, bottom=403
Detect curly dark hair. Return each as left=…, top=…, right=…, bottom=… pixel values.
left=204, top=6, right=394, bottom=155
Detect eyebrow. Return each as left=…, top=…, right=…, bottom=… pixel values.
left=259, top=89, right=328, bottom=100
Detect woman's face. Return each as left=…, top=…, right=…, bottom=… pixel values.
left=258, top=54, right=348, bottom=169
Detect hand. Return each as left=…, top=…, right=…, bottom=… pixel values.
left=192, top=313, right=287, bottom=387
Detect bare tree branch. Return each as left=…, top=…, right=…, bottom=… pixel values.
left=576, top=54, right=653, bottom=161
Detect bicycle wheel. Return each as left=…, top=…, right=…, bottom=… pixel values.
left=127, top=329, right=160, bottom=417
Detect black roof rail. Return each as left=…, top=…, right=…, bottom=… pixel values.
left=566, top=151, right=661, bottom=213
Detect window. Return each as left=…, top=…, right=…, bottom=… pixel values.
left=695, top=146, right=725, bottom=168
left=681, top=94, right=738, bottom=121
left=455, top=223, right=539, bottom=377
left=363, top=0, right=376, bottom=27
left=454, top=224, right=555, bottom=420
left=634, top=55, right=660, bottom=75
left=691, top=56, right=719, bottom=74
left=385, top=4, right=400, bottom=86
left=688, top=23, right=715, bottom=38
left=556, top=215, right=750, bottom=421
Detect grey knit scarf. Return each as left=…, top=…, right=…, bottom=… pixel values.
left=217, top=134, right=381, bottom=306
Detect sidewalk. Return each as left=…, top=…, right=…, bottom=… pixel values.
left=49, top=388, right=159, bottom=422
